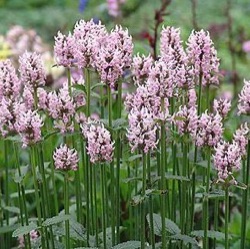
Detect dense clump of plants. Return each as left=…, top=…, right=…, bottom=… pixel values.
left=0, top=17, right=250, bottom=249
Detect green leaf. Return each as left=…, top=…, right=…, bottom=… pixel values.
left=43, top=131, right=59, bottom=140
left=191, top=230, right=231, bottom=240
left=165, top=174, right=190, bottom=182
left=72, top=84, right=86, bottom=93
left=10, top=189, right=35, bottom=198
left=111, top=241, right=141, bottom=249
left=42, top=214, right=71, bottom=227
left=2, top=206, right=20, bottom=214
left=13, top=165, right=30, bottom=183
left=234, top=181, right=247, bottom=190
left=69, top=218, right=86, bottom=241
left=169, top=234, right=199, bottom=246
left=127, top=154, right=142, bottom=162
left=195, top=160, right=208, bottom=168
left=12, top=223, right=38, bottom=237
left=147, top=213, right=181, bottom=236
left=122, top=177, right=142, bottom=183
left=112, top=118, right=127, bottom=130
left=0, top=224, right=19, bottom=234
left=91, top=82, right=105, bottom=90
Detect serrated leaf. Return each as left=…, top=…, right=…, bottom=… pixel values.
left=70, top=218, right=86, bottom=241
left=165, top=174, right=190, bottom=182
left=195, top=161, right=208, bottom=168
left=191, top=230, right=231, bottom=240
left=12, top=223, right=38, bottom=237
left=42, top=214, right=71, bottom=227
left=43, top=131, right=59, bottom=140
left=3, top=206, right=20, bottom=214
left=10, top=189, right=35, bottom=198
left=111, top=241, right=141, bottom=249
left=169, top=234, right=199, bottom=246
left=147, top=214, right=181, bottom=236
left=112, top=118, right=127, bottom=130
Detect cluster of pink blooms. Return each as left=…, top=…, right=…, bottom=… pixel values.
left=18, top=230, right=39, bottom=248
left=16, top=110, right=43, bottom=148
left=233, top=123, right=249, bottom=156
left=81, top=121, right=114, bottom=163
left=53, top=144, right=79, bottom=171
left=54, top=20, right=133, bottom=89
left=127, top=107, right=158, bottom=153
left=195, top=111, right=223, bottom=147
left=107, top=0, right=126, bottom=17
left=213, top=97, right=231, bottom=118
left=172, top=105, right=198, bottom=138
left=187, top=30, right=220, bottom=86
left=238, top=79, right=250, bottom=115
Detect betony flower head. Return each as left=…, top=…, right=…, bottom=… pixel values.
left=73, top=19, right=107, bottom=68
left=238, top=79, right=250, bottom=115
left=19, top=51, right=46, bottom=88
left=54, top=31, right=77, bottom=68
left=195, top=111, right=223, bottom=147
left=233, top=123, right=249, bottom=156
left=213, top=97, right=231, bottom=118
left=0, top=59, right=21, bottom=101
left=47, top=83, right=76, bottom=133
left=132, top=54, right=153, bottom=86
left=81, top=121, right=114, bottom=163
left=53, top=144, right=79, bottom=171
left=187, top=29, right=220, bottom=86
left=16, top=109, right=43, bottom=148
left=187, top=88, right=197, bottom=108
left=213, top=141, right=242, bottom=183
left=94, top=25, right=133, bottom=89
left=127, top=107, right=158, bottom=153
left=172, top=105, right=198, bottom=138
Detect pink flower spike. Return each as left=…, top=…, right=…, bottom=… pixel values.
left=19, top=51, right=46, bottom=88
left=238, top=79, right=250, bottom=115
left=53, top=144, right=79, bottom=171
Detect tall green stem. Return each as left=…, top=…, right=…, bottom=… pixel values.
left=241, top=141, right=250, bottom=249
left=203, top=148, right=211, bottom=249
left=225, top=185, right=229, bottom=249
left=64, top=172, right=70, bottom=249
left=107, top=86, right=115, bottom=245
left=101, top=163, right=107, bottom=249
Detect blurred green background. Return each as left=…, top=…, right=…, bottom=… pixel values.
left=0, top=0, right=250, bottom=82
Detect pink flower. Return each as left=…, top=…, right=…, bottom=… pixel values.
left=19, top=52, right=46, bottom=88
left=233, top=123, right=249, bottom=156
left=242, top=40, right=250, bottom=53
left=16, top=109, right=43, bottom=148
left=107, top=0, right=126, bottom=17
left=195, top=111, right=223, bottom=147
left=81, top=121, right=114, bottom=163
left=238, top=79, right=250, bottom=115
left=54, top=31, right=77, bottom=67
left=172, top=105, right=198, bottom=138
left=132, top=54, right=153, bottom=86
left=213, top=98, right=231, bottom=118
left=94, top=25, right=133, bottom=89
left=73, top=19, right=107, bottom=68
left=187, top=30, right=220, bottom=86
left=0, top=59, right=21, bottom=101
left=127, top=107, right=158, bottom=153
left=53, top=144, right=79, bottom=171
left=213, top=141, right=242, bottom=182
left=160, top=26, right=193, bottom=89
left=47, top=83, right=76, bottom=133
left=187, top=88, right=197, bottom=108
left=18, top=230, right=39, bottom=248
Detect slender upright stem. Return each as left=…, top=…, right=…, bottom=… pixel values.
left=160, top=98, right=167, bottom=249
left=85, top=68, right=91, bottom=117
left=93, top=164, right=99, bottom=246
left=147, top=153, right=155, bottom=249
left=190, top=0, right=198, bottom=30
left=107, top=86, right=115, bottom=245
left=241, top=141, right=250, bottom=249
left=203, top=147, right=211, bottom=249
left=213, top=199, right=219, bottom=249
left=225, top=185, right=229, bottom=249
left=101, top=163, right=107, bottom=249
left=141, top=153, right=147, bottom=249
left=64, top=172, right=70, bottom=249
